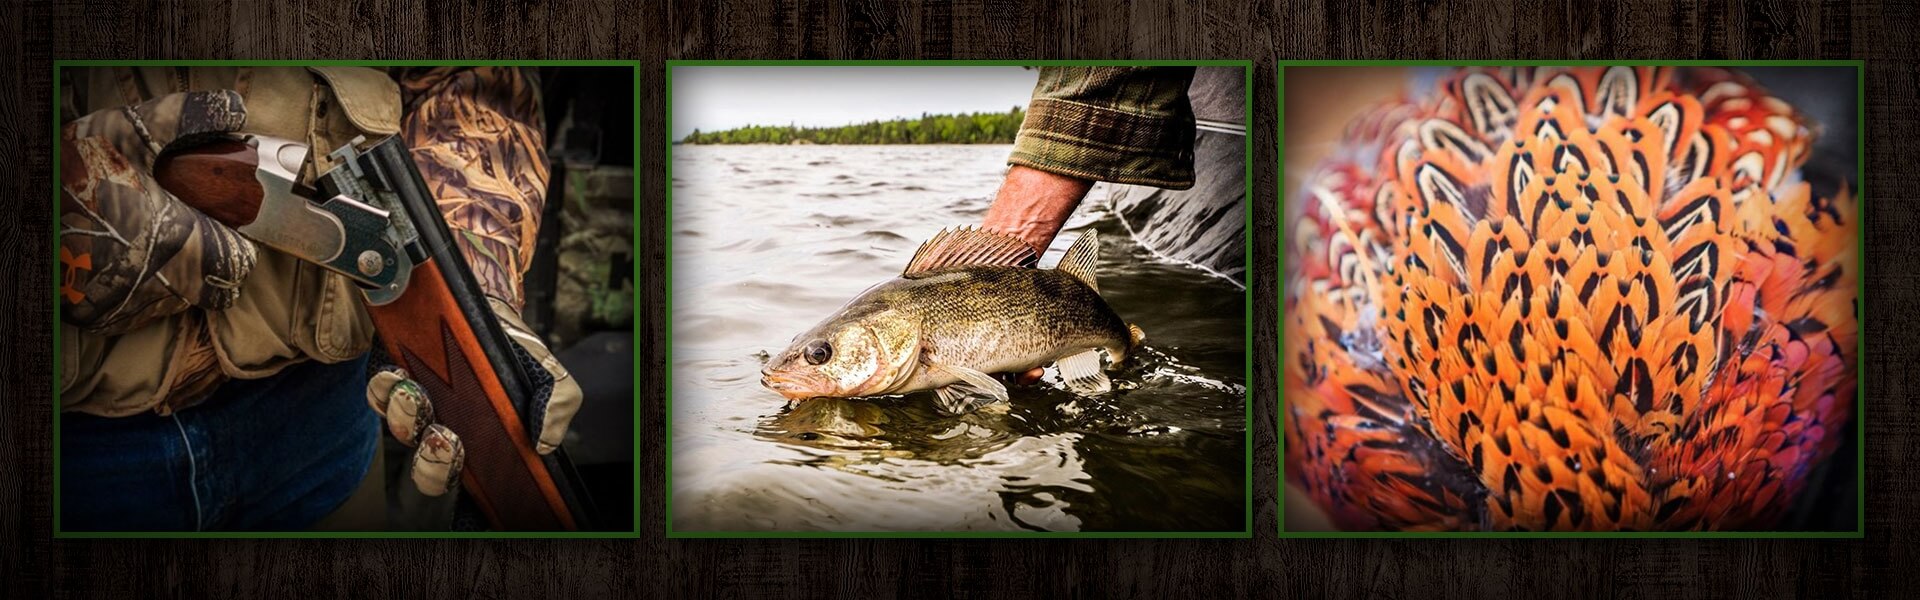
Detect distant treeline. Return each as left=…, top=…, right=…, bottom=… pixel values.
left=680, top=107, right=1026, bottom=145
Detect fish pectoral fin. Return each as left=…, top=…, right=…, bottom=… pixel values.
left=934, top=386, right=1003, bottom=416
left=927, top=362, right=1009, bottom=415
left=1055, top=349, right=1111, bottom=396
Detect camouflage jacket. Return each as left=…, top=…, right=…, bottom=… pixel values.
left=59, top=66, right=548, bottom=416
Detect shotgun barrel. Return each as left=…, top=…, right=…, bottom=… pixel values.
left=157, top=135, right=594, bottom=531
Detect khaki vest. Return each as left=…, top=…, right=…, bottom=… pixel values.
left=61, top=66, right=397, bottom=416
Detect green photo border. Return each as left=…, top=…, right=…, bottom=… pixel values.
left=51, top=59, right=645, bottom=539
left=664, top=59, right=1257, bottom=539
left=1275, top=60, right=1868, bottom=539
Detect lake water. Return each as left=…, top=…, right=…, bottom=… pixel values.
left=671, top=144, right=1246, bottom=532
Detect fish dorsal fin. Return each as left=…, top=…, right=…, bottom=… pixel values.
left=1056, top=230, right=1099, bottom=291
left=902, top=227, right=1037, bottom=277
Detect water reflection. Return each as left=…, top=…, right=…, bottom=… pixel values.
left=671, top=145, right=1244, bottom=532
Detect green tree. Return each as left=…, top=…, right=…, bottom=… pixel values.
left=680, top=108, right=1027, bottom=145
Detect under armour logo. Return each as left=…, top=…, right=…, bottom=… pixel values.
left=60, top=247, right=91, bottom=304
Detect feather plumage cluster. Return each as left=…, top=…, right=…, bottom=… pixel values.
left=1285, top=67, right=1856, bottom=531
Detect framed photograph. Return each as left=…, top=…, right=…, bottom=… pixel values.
left=53, top=61, right=641, bottom=537
left=668, top=61, right=1253, bottom=537
left=1279, top=62, right=1864, bottom=537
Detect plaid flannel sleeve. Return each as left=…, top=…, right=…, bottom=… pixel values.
left=1009, top=66, right=1197, bottom=189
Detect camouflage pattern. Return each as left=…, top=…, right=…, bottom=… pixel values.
left=61, top=66, right=564, bottom=422
left=59, top=90, right=257, bottom=336
left=61, top=66, right=396, bottom=416
left=551, top=166, right=634, bottom=348
left=396, top=67, right=550, bottom=311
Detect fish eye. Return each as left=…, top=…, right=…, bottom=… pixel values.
left=803, top=340, right=833, bottom=365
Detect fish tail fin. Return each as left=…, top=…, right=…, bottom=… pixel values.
left=1107, top=324, right=1145, bottom=364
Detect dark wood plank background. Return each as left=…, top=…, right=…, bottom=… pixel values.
left=2, top=0, right=1915, bottom=597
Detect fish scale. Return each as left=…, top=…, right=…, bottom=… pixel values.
left=882, top=265, right=1130, bottom=386
left=764, top=227, right=1139, bottom=414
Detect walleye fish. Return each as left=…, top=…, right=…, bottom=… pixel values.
left=761, top=227, right=1144, bottom=414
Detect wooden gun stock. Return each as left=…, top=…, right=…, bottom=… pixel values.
left=154, top=139, right=265, bottom=226
left=157, top=138, right=590, bottom=532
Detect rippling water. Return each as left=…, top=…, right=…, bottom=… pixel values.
left=671, top=145, right=1247, bottom=532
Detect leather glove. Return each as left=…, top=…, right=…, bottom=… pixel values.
left=59, top=90, right=255, bottom=335
left=363, top=297, right=583, bottom=497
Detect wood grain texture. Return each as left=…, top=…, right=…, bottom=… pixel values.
left=3, top=0, right=1916, bottom=597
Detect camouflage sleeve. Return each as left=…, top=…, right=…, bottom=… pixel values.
left=60, top=90, right=256, bottom=336
left=394, top=66, right=549, bottom=310
left=1010, top=67, right=1198, bottom=190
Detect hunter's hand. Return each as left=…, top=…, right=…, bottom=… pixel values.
left=60, top=90, right=254, bottom=335
left=490, top=296, right=584, bottom=455
left=364, top=299, right=583, bottom=497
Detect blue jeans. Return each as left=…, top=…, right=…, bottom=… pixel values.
left=61, top=354, right=379, bottom=531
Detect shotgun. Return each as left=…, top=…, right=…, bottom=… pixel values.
left=154, top=134, right=593, bottom=531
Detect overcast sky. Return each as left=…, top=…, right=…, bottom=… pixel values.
left=670, top=66, right=1038, bottom=140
